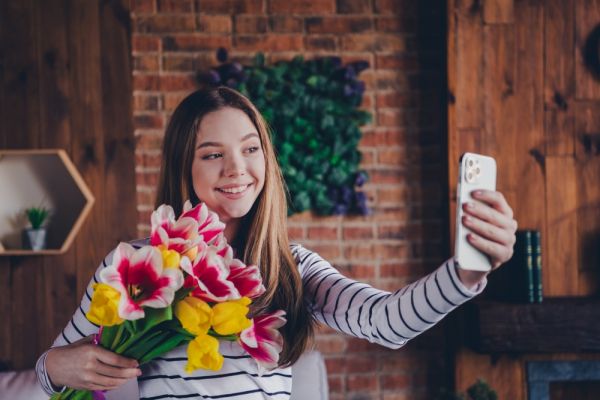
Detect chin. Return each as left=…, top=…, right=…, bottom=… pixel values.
left=219, top=204, right=254, bottom=221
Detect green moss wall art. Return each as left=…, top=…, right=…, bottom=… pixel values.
left=198, top=48, right=372, bottom=216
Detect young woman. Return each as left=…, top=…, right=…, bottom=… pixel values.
left=36, top=87, right=517, bottom=399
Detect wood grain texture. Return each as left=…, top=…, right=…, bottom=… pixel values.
left=455, top=0, right=484, bottom=130
left=483, top=23, right=516, bottom=190
left=100, top=0, right=138, bottom=251
left=544, top=0, right=575, bottom=156
left=0, top=0, right=135, bottom=370
left=545, top=157, right=579, bottom=295
left=512, top=0, right=545, bottom=233
left=35, top=0, right=78, bottom=357
left=574, top=101, right=600, bottom=295
left=483, top=0, right=514, bottom=24
left=449, top=0, right=600, bottom=396
left=68, top=0, right=108, bottom=301
left=575, top=0, right=600, bottom=100
left=466, top=298, right=600, bottom=352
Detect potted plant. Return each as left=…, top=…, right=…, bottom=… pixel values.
left=24, top=206, right=50, bottom=250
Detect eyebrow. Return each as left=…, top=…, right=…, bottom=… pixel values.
left=196, top=133, right=260, bottom=149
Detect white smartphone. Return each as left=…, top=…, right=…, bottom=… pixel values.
left=454, top=152, right=497, bottom=271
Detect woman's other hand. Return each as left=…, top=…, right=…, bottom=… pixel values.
left=45, top=335, right=141, bottom=392
left=457, top=189, right=518, bottom=289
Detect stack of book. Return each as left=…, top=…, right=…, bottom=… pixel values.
left=486, top=229, right=543, bottom=303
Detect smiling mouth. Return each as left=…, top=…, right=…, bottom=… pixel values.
left=216, top=184, right=252, bottom=194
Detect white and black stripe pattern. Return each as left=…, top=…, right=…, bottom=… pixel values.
left=290, top=244, right=485, bottom=349
left=37, top=240, right=485, bottom=399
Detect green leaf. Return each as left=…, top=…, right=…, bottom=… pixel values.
left=306, top=75, right=319, bottom=87
left=138, top=333, right=190, bottom=364
left=253, top=52, right=265, bottom=67
left=137, top=306, right=173, bottom=334
left=99, top=324, right=120, bottom=348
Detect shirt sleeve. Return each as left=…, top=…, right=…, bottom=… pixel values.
left=35, top=248, right=117, bottom=395
left=291, top=244, right=486, bottom=349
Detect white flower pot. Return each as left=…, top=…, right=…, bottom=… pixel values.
left=25, top=228, right=47, bottom=251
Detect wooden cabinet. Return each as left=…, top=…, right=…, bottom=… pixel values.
left=447, top=0, right=600, bottom=398
left=0, top=149, right=95, bottom=255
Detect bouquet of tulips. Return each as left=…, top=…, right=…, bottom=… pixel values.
left=52, top=201, right=286, bottom=400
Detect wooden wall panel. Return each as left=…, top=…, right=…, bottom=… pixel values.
left=0, top=0, right=135, bottom=370
left=545, top=156, right=579, bottom=295
left=0, top=0, right=44, bottom=370
left=575, top=102, right=600, bottom=295
left=36, top=0, right=78, bottom=357
left=575, top=0, right=600, bottom=100
left=483, top=0, right=514, bottom=24
left=449, top=0, right=600, bottom=397
left=483, top=24, right=516, bottom=191
left=68, top=0, right=108, bottom=302
left=511, top=0, right=545, bottom=234
left=100, top=1, right=138, bottom=251
left=544, top=0, right=575, bottom=156
left=455, top=0, right=484, bottom=130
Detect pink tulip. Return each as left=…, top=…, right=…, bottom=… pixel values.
left=151, top=204, right=201, bottom=260
left=181, top=243, right=240, bottom=302
left=212, top=233, right=233, bottom=264
left=228, top=260, right=266, bottom=299
left=239, top=310, right=286, bottom=372
left=100, top=243, right=184, bottom=320
left=180, top=201, right=225, bottom=244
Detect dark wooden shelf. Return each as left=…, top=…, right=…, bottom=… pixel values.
left=464, top=297, right=600, bottom=353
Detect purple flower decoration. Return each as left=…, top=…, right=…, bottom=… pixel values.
left=205, top=69, right=221, bottom=85
left=354, top=171, right=368, bottom=187
left=216, top=47, right=228, bottom=63
left=350, top=60, right=370, bottom=74
left=343, top=84, right=354, bottom=97
left=325, top=56, right=342, bottom=69
left=332, top=203, right=348, bottom=215
left=344, top=65, right=356, bottom=80
left=341, top=186, right=353, bottom=205
left=354, top=192, right=370, bottom=215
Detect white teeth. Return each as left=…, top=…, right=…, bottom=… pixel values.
left=219, top=185, right=249, bottom=194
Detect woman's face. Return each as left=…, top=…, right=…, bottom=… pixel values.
left=191, top=107, right=266, bottom=223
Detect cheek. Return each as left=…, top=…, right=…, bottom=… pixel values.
left=254, top=158, right=266, bottom=187
left=191, top=161, right=214, bottom=197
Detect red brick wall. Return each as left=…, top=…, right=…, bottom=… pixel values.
left=131, top=1, right=449, bottom=399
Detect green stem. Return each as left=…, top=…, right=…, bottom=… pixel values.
left=110, top=323, right=126, bottom=349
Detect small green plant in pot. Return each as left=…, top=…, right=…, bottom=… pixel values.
left=24, top=206, right=50, bottom=250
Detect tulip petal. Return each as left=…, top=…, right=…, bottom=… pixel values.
left=100, top=243, right=183, bottom=320
left=181, top=202, right=225, bottom=244
left=240, top=310, right=286, bottom=372
left=228, top=261, right=266, bottom=299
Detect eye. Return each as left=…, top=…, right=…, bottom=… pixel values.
left=201, top=152, right=222, bottom=160
left=247, top=146, right=260, bottom=154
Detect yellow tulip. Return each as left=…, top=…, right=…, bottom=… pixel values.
left=175, top=297, right=213, bottom=336
left=86, top=283, right=124, bottom=326
left=211, top=297, right=252, bottom=336
left=161, top=248, right=181, bottom=269
left=185, top=334, right=223, bottom=372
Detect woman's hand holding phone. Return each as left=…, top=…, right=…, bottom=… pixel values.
left=457, top=189, right=518, bottom=288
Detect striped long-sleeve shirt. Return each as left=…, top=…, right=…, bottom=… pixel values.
left=36, top=240, right=485, bottom=399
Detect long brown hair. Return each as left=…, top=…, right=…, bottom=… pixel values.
left=155, top=87, right=314, bottom=367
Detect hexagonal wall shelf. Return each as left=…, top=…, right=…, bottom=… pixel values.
left=0, top=149, right=95, bottom=255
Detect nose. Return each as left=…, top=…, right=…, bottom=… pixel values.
left=223, top=153, right=246, bottom=178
